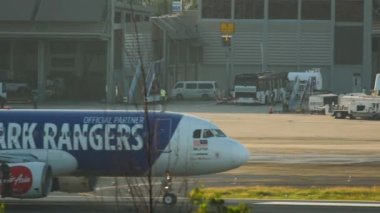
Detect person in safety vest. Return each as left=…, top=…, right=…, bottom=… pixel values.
left=160, top=88, right=167, bottom=112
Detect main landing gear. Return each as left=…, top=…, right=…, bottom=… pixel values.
left=161, top=171, right=177, bottom=205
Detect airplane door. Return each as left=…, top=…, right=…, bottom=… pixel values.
left=154, top=119, right=172, bottom=153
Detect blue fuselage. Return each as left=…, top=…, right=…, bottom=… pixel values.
left=0, top=110, right=182, bottom=176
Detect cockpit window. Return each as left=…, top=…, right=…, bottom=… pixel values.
left=202, top=129, right=226, bottom=138
left=212, top=129, right=226, bottom=137
left=203, top=129, right=213, bottom=138
left=193, top=129, right=201, bottom=138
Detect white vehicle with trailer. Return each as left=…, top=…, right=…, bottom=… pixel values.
left=332, top=74, right=380, bottom=119
left=332, top=94, right=380, bottom=119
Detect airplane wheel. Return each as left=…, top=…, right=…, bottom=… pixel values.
left=163, top=193, right=177, bottom=205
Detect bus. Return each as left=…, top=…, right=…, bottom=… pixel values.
left=232, top=69, right=322, bottom=105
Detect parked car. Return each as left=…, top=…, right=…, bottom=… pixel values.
left=170, top=81, right=218, bottom=100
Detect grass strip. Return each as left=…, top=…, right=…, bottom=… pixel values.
left=199, top=186, right=380, bottom=201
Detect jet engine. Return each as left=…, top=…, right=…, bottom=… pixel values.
left=0, top=162, right=52, bottom=198
left=53, top=176, right=97, bottom=193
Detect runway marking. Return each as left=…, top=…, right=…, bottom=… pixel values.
left=255, top=201, right=380, bottom=207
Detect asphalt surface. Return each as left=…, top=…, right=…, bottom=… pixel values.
left=2, top=196, right=380, bottom=213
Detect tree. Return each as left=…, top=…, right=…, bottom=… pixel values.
left=94, top=1, right=196, bottom=212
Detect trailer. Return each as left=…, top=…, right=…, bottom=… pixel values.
left=331, top=94, right=380, bottom=119
left=330, top=74, right=380, bottom=119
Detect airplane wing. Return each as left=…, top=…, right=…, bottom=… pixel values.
left=0, top=153, right=40, bottom=163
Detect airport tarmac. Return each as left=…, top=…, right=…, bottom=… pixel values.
left=4, top=100, right=380, bottom=212
left=199, top=110, right=380, bottom=187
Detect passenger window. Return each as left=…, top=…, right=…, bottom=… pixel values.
left=193, top=129, right=201, bottom=138
left=186, top=83, right=197, bottom=89
left=203, top=129, right=214, bottom=138
left=199, top=83, right=213, bottom=89
left=175, top=83, right=183, bottom=89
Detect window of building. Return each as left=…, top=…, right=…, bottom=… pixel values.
left=202, top=0, right=231, bottom=19
left=235, top=0, right=264, bottom=19
left=374, top=0, right=380, bottom=21
left=335, top=0, right=363, bottom=22
left=269, top=0, right=298, bottom=19
left=334, top=26, right=363, bottom=65
left=114, top=12, right=121, bottom=23
left=133, top=14, right=140, bottom=22
left=301, top=0, right=331, bottom=20
left=50, top=42, right=75, bottom=54
left=51, top=58, right=75, bottom=68
left=0, top=42, right=9, bottom=71
left=125, top=13, right=131, bottom=22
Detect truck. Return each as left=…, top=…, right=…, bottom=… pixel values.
left=331, top=73, right=380, bottom=119
left=332, top=94, right=380, bottom=119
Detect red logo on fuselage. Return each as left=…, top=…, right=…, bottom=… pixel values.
left=1, top=166, right=33, bottom=195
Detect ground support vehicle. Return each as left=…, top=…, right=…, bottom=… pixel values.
left=308, top=93, right=338, bottom=114
left=331, top=94, right=380, bottom=119
left=170, top=81, right=218, bottom=100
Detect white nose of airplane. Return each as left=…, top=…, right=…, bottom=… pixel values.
left=231, top=140, right=250, bottom=167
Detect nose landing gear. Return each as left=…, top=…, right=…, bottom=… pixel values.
left=161, top=171, right=177, bottom=205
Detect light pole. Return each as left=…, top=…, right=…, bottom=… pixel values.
left=220, top=22, right=235, bottom=95
left=222, top=35, right=232, bottom=93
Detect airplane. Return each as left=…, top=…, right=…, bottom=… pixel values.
left=0, top=109, right=249, bottom=205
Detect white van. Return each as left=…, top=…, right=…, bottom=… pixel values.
left=170, top=81, right=218, bottom=100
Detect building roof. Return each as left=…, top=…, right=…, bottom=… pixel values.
left=152, top=11, right=199, bottom=40
left=0, top=0, right=108, bottom=39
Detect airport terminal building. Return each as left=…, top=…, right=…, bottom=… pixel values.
left=0, top=0, right=154, bottom=102
left=167, top=0, right=374, bottom=94
left=0, top=0, right=377, bottom=102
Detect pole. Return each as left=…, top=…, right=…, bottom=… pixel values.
left=261, top=43, right=264, bottom=73
left=106, top=0, right=115, bottom=103
left=226, top=46, right=229, bottom=93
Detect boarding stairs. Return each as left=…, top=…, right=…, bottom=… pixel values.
left=128, top=60, right=163, bottom=104
left=288, top=78, right=314, bottom=112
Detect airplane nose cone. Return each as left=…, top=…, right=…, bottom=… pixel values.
left=232, top=142, right=250, bottom=167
